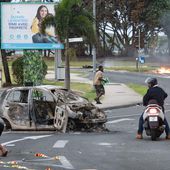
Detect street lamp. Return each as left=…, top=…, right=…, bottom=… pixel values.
left=92, top=0, right=96, bottom=75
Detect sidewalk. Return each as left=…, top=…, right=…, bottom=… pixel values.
left=46, top=71, right=142, bottom=110
left=93, top=83, right=142, bottom=110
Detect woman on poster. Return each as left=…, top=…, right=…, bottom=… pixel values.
left=31, top=5, right=58, bottom=43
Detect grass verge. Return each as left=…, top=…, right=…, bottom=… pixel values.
left=127, top=83, right=147, bottom=96
left=43, top=79, right=95, bottom=101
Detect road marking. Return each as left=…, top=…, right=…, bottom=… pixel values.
left=5, top=144, right=15, bottom=147
left=53, top=140, right=68, bottom=148
left=60, top=156, right=74, bottom=169
left=107, top=118, right=134, bottom=124
left=19, top=156, right=74, bottom=169
left=2, top=135, right=52, bottom=146
left=98, top=142, right=115, bottom=146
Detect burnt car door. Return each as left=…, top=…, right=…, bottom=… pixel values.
left=3, top=89, right=31, bottom=129
left=32, top=88, right=68, bottom=131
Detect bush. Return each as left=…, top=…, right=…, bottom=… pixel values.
left=12, top=51, right=48, bottom=85
left=12, top=57, right=24, bottom=85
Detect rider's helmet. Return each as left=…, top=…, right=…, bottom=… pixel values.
left=145, top=77, right=158, bottom=87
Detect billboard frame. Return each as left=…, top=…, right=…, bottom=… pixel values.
left=0, top=2, right=64, bottom=50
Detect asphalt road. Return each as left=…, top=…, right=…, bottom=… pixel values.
left=1, top=105, right=170, bottom=170
left=1, top=71, right=170, bottom=170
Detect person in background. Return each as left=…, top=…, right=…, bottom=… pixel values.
left=0, top=118, right=8, bottom=157
left=93, top=65, right=105, bottom=104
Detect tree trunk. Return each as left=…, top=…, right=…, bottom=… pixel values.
left=64, top=38, right=70, bottom=90
left=0, top=50, right=11, bottom=85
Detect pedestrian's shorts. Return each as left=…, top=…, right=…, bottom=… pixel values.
left=94, top=85, right=105, bottom=95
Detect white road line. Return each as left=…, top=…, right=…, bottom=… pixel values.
left=59, top=156, right=74, bottom=169
left=107, top=118, right=134, bottom=124
left=21, top=156, right=74, bottom=169
left=53, top=140, right=68, bottom=148
left=2, top=135, right=52, bottom=146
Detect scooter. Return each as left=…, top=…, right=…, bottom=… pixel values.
left=143, top=103, right=165, bottom=141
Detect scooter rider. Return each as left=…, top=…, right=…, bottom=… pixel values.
left=136, top=77, right=170, bottom=139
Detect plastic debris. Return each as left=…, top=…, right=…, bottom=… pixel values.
left=34, top=153, right=48, bottom=158
left=53, top=156, right=60, bottom=160
left=0, top=160, right=35, bottom=170
left=45, top=168, right=52, bottom=170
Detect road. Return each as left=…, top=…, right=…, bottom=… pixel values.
left=1, top=104, right=170, bottom=170
left=1, top=71, right=170, bottom=170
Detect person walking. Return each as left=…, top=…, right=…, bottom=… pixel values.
left=93, top=65, right=105, bottom=104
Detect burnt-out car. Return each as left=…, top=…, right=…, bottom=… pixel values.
left=0, top=85, right=107, bottom=132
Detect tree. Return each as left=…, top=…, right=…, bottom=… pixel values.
left=158, top=1, right=170, bottom=55
left=82, top=0, right=170, bottom=57
left=0, top=0, right=12, bottom=86
left=42, top=0, right=95, bottom=90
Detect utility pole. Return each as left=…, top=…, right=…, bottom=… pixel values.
left=92, top=0, right=96, bottom=75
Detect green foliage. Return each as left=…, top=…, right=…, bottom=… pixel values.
left=143, top=0, right=170, bottom=28
left=41, top=0, right=95, bottom=90
left=23, top=51, right=47, bottom=85
left=12, top=57, right=24, bottom=85
left=12, top=51, right=47, bottom=85
left=128, top=83, right=147, bottom=96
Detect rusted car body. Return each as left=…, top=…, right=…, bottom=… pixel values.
left=0, top=85, right=107, bottom=132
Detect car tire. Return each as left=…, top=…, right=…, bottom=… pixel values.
left=53, top=105, right=68, bottom=132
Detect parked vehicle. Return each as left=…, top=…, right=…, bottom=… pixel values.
left=143, top=103, right=165, bottom=141
left=0, top=85, right=107, bottom=132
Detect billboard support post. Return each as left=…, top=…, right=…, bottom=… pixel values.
left=55, top=49, right=64, bottom=81
left=0, top=69, right=2, bottom=88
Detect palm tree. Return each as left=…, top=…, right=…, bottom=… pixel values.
left=42, top=0, right=95, bottom=90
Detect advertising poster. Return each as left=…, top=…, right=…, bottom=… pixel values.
left=1, top=3, right=64, bottom=49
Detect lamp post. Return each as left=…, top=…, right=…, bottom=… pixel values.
left=92, top=0, right=96, bottom=75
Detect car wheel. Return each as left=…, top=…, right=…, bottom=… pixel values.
left=54, top=106, right=67, bottom=132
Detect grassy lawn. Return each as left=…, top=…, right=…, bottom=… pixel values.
left=2, top=57, right=149, bottom=100
left=43, top=79, right=95, bottom=101
left=127, top=83, right=147, bottom=96
left=106, top=65, right=158, bottom=72
left=43, top=57, right=93, bottom=70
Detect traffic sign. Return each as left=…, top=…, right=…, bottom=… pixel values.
left=139, top=56, right=145, bottom=64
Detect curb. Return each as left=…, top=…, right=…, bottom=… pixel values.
left=98, top=102, right=143, bottom=111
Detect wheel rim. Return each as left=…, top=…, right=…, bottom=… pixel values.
left=54, top=106, right=66, bottom=130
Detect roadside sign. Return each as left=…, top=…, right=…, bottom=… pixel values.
left=1, top=3, right=64, bottom=50
left=68, top=37, right=83, bottom=43
left=139, top=56, right=145, bottom=64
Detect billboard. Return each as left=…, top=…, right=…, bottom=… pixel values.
left=1, top=3, right=64, bottom=49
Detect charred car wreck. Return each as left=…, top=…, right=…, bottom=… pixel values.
left=0, top=85, right=107, bottom=132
